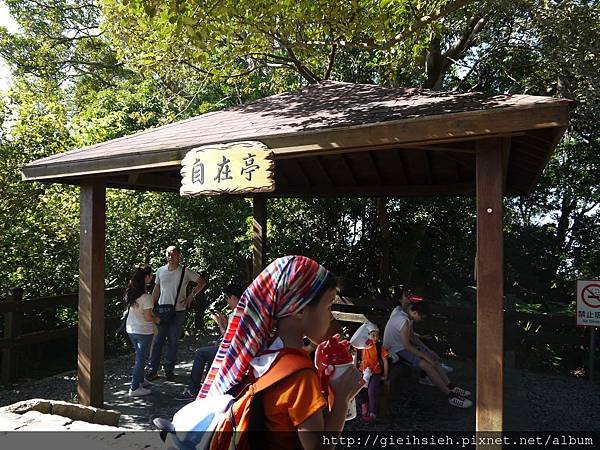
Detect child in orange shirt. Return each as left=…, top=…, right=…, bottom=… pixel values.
left=199, top=256, right=365, bottom=449
left=358, top=323, right=389, bottom=422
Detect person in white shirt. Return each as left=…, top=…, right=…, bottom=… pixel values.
left=383, top=301, right=472, bottom=409
left=125, top=265, right=159, bottom=397
left=147, top=246, right=207, bottom=381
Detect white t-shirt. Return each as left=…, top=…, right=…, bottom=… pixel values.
left=126, top=293, right=154, bottom=335
left=383, top=306, right=412, bottom=354
left=155, top=264, right=200, bottom=311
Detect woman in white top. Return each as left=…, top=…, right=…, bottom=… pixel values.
left=125, top=265, right=159, bottom=396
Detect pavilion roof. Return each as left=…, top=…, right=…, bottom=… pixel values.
left=22, top=81, right=570, bottom=197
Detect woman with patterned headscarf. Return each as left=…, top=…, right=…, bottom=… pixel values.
left=199, top=255, right=364, bottom=449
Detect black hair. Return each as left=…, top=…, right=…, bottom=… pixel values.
left=126, top=265, right=152, bottom=306
left=306, top=271, right=338, bottom=307
left=408, top=301, right=429, bottom=316
left=224, top=283, right=244, bottom=299
left=390, top=284, right=409, bottom=300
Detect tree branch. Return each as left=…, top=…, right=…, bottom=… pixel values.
left=323, top=44, right=337, bottom=80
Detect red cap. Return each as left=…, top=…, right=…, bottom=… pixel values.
left=408, top=294, right=424, bottom=302
left=315, top=334, right=353, bottom=367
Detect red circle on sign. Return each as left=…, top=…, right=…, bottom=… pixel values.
left=581, top=284, right=600, bottom=308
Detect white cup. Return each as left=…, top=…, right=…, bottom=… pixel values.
left=328, top=362, right=358, bottom=421
left=328, top=362, right=355, bottom=381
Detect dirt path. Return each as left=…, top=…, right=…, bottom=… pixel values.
left=0, top=337, right=598, bottom=431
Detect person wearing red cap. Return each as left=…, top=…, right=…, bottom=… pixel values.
left=383, top=292, right=472, bottom=408
left=396, top=288, right=454, bottom=373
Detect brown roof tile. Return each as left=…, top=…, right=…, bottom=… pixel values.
left=25, top=81, right=569, bottom=170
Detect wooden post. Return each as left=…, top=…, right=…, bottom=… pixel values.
left=377, top=197, right=391, bottom=294
left=476, top=139, right=504, bottom=433
left=590, top=327, right=597, bottom=382
left=252, top=196, right=268, bottom=279
left=1, top=288, right=23, bottom=383
left=77, top=181, right=106, bottom=407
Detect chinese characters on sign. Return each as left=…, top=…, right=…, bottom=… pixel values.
left=180, top=141, right=275, bottom=196
left=576, top=280, right=600, bottom=327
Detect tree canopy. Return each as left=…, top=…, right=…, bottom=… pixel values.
left=0, top=0, right=598, bottom=319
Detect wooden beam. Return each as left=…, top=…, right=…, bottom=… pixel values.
left=21, top=104, right=568, bottom=182
left=476, top=138, right=504, bottom=433
left=78, top=181, right=106, bottom=407
left=366, top=151, right=383, bottom=185
left=108, top=173, right=181, bottom=192
left=290, top=158, right=312, bottom=186
left=315, top=156, right=334, bottom=186
left=403, top=145, right=475, bottom=153
left=527, top=126, right=568, bottom=194
left=340, top=154, right=358, bottom=186
left=394, top=150, right=409, bottom=185
left=267, top=105, right=568, bottom=158
left=275, top=182, right=474, bottom=198
left=252, top=196, right=268, bottom=278
left=424, top=151, right=434, bottom=185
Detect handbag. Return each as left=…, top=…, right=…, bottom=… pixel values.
left=155, top=265, right=186, bottom=325
left=116, top=306, right=130, bottom=335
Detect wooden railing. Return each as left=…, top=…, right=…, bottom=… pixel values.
left=332, top=302, right=588, bottom=368
left=0, top=287, right=125, bottom=383
left=0, top=290, right=588, bottom=383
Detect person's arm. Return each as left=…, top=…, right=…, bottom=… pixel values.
left=143, top=307, right=160, bottom=324
left=414, top=332, right=432, bottom=340
left=400, top=326, right=434, bottom=365
left=184, top=273, right=207, bottom=307
left=297, top=366, right=364, bottom=450
left=152, top=283, right=160, bottom=304
left=412, top=334, right=439, bottom=361
left=211, top=311, right=228, bottom=334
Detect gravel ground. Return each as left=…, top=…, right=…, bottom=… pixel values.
left=1, top=336, right=598, bottom=432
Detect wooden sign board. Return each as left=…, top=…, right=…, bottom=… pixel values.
left=180, top=141, right=275, bottom=196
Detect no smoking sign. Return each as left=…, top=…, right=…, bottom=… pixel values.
left=577, top=280, right=600, bottom=327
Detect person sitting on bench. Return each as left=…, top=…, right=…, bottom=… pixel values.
left=175, top=283, right=243, bottom=401
left=393, top=287, right=454, bottom=377
left=383, top=301, right=472, bottom=408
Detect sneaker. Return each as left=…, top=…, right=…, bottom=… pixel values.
left=440, top=363, right=454, bottom=373
left=165, top=371, right=176, bottom=382
left=419, top=376, right=434, bottom=386
left=128, top=386, right=151, bottom=397
left=175, top=389, right=196, bottom=402
left=145, top=372, right=160, bottom=381
left=141, top=378, right=153, bottom=388
left=448, top=392, right=472, bottom=408
left=450, top=386, right=471, bottom=397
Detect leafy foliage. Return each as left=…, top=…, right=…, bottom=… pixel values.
left=0, top=0, right=598, bottom=337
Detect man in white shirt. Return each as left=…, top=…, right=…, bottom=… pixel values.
left=147, top=246, right=206, bottom=381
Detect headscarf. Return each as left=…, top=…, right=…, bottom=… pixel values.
left=198, top=255, right=331, bottom=398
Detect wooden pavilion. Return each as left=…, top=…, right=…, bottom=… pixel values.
left=21, top=81, right=570, bottom=432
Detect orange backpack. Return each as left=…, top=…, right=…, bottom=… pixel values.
left=164, top=348, right=316, bottom=450
left=212, top=348, right=316, bottom=450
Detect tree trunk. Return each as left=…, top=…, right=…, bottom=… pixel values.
left=402, top=222, right=428, bottom=287
left=377, top=197, right=391, bottom=295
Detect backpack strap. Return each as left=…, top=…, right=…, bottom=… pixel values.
left=376, top=340, right=384, bottom=370
left=174, top=265, right=186, bottom=304
left=252, top=348, right=316, bottom=394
